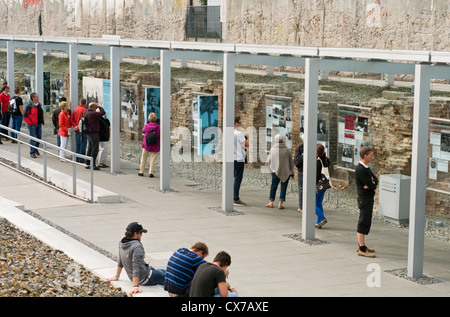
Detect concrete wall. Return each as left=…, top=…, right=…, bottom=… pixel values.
left=223, top=0, right=450, bottom=51
left=0, top=0, right=448, bottom=51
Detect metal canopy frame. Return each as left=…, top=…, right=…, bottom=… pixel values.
left=1, top=35, right=450, bottom=279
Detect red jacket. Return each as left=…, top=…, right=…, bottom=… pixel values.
left=23, top=102, right=45, bottom=126
left=71, top=105, right=88, bottom=132
left=59, top=110, right=71, bottom=137
left=0, top=92, right=10, bottom=111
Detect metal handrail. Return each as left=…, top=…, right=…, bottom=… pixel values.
left=0, top=123, right=94, bottom=202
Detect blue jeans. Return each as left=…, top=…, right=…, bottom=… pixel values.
left=142, top=267, right=166, bottom=286
left=10, top=115, right=23, bottom=139
left=75, top=132, right=87, bottom=162
left=214, top=288, right=239, bottom=297
left=269, top=172, right=289, bottom=202
left=315, top=189, right=326, bottom=224
left=234, top=161, right=245, bottom=201
left=28, top=124, right=42, bottom=155
left=1, top=111, right=10, bottom=137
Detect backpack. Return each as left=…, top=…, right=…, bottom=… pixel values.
left=8, top=97, right=17, bottom=113
left=146, top=129, right=157, bottom=145
left=78, top=112, right=90, bottom=133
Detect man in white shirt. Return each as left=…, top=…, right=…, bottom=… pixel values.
left=233, top=117, right=248, bottom=206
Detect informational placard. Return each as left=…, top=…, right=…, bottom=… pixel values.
left=144, top=87, right=160, bottom=124
left=82, top=77, right=111, bottom=119
left=197, top=95, right=219, bottom=156
left=337, top=105, right=371, bottom=168
left=265, top=95, right=292, bottom=149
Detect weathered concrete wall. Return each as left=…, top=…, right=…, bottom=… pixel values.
left=223, top=0, right=450, bottom=51
left=0, top=0, right=189, bottom=41
left=0, top=0, right=448, bottom=51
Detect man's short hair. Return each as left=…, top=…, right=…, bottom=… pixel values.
left=80, top=98, right=87, bottom=105
left=360, top=146, right=374, bottom=159
left=214, top=251, right=231, bottom=267
left=191, top=242, right=209, bottom=258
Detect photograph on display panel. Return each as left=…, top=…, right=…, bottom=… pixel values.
left=144, top=87, right=160, bottom=125
left=197, top=95, right=219, bottom=156
left=121, top=83, right=139, bottom=133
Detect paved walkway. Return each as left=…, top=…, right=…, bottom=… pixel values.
left=1, top=142, right=450, bottom=297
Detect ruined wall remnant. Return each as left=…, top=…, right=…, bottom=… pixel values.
left=0, top=0, right=448, bottom=51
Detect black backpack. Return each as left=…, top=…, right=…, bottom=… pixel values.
left=146, top=129, right=157, bottom=145
left=78, top=112, right=90, bottom=133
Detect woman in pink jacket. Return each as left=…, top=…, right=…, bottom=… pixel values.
left=58, top=101, right=71, bottom=160
left=139, top=112, right=160, bottom=177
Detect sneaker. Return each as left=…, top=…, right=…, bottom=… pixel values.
left=98, top=164, right=109, bottom=168
left=234, top=199, right=247, bottom=206
left=297, top=208, right=302, bottom=213
left=358, top=250, right=376, bottom=258
left=315, top=219, right=327, bottom=229
left=357, top=246, right=375, bottom=253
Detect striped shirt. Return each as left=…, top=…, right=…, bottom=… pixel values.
left=164, top=248, right=205, bottom=295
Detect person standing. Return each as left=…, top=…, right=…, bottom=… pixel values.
left=0, top=85, right=11, bottom=142
left=265, top=134, right=294, bottom=210
left=58, top=101, right=71, bottom=160
left=9, top=88, right=24, bottom=143
left=106, top=222, right=166, bottom=296
left=164, top=242, right=209, bottom=297
left=315, top=144, right=330, bottom=228
left=85, top=102, right=105, bottom=170
left=294, top=134, right=304, bottom=213
left=189, top=251, right=238, bottom=297
left=139, top=112, right=160, bottom=178
left=71, top=98, right=88, bottom=163
left=51, top=96, right=67, bottom=147
left=233, top=117, right=248, bottom=206
left=97, top=113, right=110, bottom=168
left=355, top=146, right=378, bottom=258
left=23, top=93, right=44, bottom=158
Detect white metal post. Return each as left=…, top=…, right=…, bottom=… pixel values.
left=6, top=41, right=15, bottom=94
left=302, top=58, right=320, bottom=241
left=222, top=53, right=236, bottom=212
left=110, top=46, right=121, bottom=173
left=35, top=43, right=44, bottom=111
left=160, top=49, right=172, bottom=191
left=407, top=64, right=432, bottom=278
left=69, top=44, right=79, bottom=152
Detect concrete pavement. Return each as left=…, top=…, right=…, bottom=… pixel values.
left=1, top=143, right=450, bottom=297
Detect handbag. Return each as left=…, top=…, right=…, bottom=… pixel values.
left=316, top=157, right=332, bottom=192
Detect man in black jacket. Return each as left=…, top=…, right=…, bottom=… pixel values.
left=355, top=146, right=378, bottom=257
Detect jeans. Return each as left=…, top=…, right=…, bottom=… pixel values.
left=233, top=161, right=245, bottom=201
left=142, top=267, right=166, bottom=286
left=269, top=172, right=289, bottom=202
left=10, top=115, right=23, bottom=139
left=315, top=189, right=326, bottom=224
left=297, top=170, right=303, bottom=209
left=28, top=124, right=42, bottom=155
left=75, top=132, right=87, bottom=162
left=1, top=111, right=10, bottom=137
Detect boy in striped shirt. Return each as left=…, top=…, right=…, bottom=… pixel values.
left=164, top=242, right=209, bottom=297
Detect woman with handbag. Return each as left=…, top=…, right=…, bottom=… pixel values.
left=58, top=101, right=71, bottom=161
left=316, top=144, right=331, bottom=228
